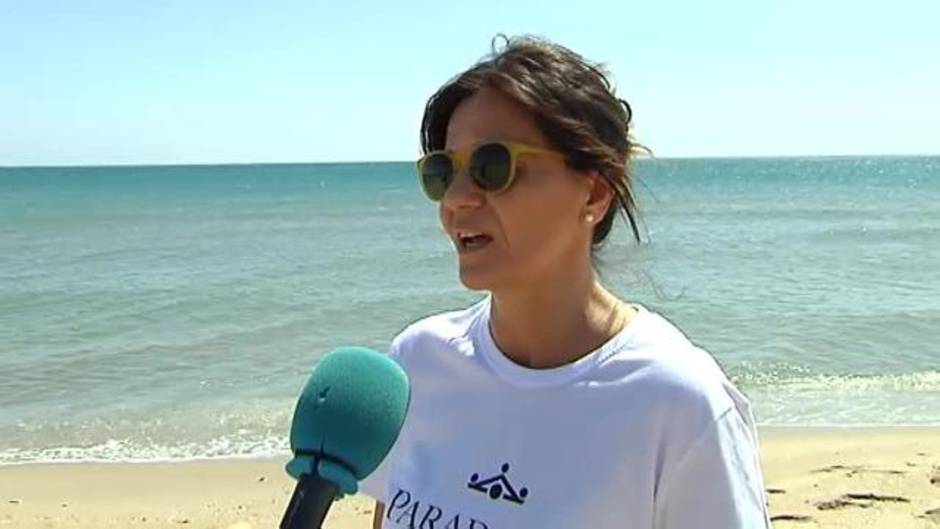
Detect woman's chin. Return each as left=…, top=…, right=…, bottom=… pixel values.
left=457, top=265, right=500, bottom=291
left=458, top=272, right=491, bottom=291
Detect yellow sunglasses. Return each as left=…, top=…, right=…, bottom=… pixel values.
left=416, top=140, right=566, bottom=201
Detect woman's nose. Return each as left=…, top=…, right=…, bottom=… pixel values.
left=441, top=168, right=485, bottom=210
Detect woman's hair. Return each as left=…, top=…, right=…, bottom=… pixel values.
left=420, top=34, right=644, bottom=246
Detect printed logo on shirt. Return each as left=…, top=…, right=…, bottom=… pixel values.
left=386, top=487, right=492, bottom=529
left=467, top=463, right=529, bottom=505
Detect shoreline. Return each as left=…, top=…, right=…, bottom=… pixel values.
left=2, top=427, right=938, bottom=528
left=3, top=425, right=938, bottom=469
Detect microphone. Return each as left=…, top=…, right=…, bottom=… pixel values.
left=280, top=346, right=411, bottom=529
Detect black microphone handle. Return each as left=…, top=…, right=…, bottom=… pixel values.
left=280, top=472, right=340, bottom=529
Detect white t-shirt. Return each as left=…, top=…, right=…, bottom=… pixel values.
left=360, top=297, right=772, bottom=529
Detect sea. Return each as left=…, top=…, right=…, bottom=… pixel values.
left=1, top=156, right=938, bottom=465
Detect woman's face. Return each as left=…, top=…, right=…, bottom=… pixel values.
left=440, top=86, right=603, bottom=292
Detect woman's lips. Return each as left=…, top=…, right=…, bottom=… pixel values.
left=456, top=231, right=493, bottom=252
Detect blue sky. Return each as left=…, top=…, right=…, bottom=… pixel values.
left=1, top=0, right=937, bottom=165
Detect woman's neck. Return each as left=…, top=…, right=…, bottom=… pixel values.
left=488, top=271, right=635, bottom=370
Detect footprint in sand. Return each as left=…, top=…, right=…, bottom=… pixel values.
left=920, top=508, right=940, bottom=523
left=811, top=465, right=906, bottom=478
left=770, top=514, right=814, bottom=523
left=814, top=492, right=910, bottom=511
left=930, top=466, right=940, bottom=486
left=815, top=497, right=862, bottom=511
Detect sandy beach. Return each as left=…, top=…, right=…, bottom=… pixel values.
left=1, top=428, right=938, bottom=529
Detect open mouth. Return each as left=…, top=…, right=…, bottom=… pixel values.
left=457, top=231, right=493, bottom=251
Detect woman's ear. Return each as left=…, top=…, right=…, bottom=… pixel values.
left=583, top=170, right=614, bottom=223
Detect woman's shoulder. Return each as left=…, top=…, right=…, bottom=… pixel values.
left=386, top=297, right=488, bottom=358
left=614, top=305, right=752, bottom=425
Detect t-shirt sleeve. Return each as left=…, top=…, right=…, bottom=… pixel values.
left=654, top=405, right=772, bottom=529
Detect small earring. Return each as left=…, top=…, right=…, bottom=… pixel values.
left=584, top=213, right=595, bottom=224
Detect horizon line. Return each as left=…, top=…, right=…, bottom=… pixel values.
left=2, top=152, right=938, bottom=170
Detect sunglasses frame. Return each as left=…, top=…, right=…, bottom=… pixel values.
left=416, top=140, right=566, bottom=201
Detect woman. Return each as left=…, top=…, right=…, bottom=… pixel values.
left=359, top=35, right=772, bottom=529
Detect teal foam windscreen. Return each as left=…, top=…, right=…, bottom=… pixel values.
left=285, top=347, right=410, bottom=489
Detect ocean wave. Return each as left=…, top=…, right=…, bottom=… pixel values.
left=732, top=368, right=940, bottom=425
left=733, top=368, right=940, bottom=392
left=0, top=434, right=291, bottom=466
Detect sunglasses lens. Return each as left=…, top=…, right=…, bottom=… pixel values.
left=469, top=143, right=512, bottom=192
left=419, top=153, right=454, bottom=200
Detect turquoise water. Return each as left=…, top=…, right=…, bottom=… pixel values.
left=1, top=157, right=939, bottom=464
